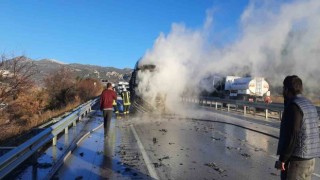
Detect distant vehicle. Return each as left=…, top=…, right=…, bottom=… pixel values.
left=210, top=76, right=271, bottom=103
left=116, top=81, right=129, bottom=94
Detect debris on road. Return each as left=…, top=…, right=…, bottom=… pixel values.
left=153, top=162, right=162, bottom=168
left=153, top=137, right=157, bottom=144
left=241, top=153, right=251, bottom=158
left=158, top=156, right=170, bottom=161
left=204, top=162, right=226, bottom=174
left=159, top=129, right=168, bottom=133
left=211, top=137, right=221, bottom=141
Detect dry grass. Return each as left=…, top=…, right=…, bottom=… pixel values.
left=0, top=101, right=81, bottom=146
left=270, top=95, right=284, bottom=103
left=271, top=95, right=320, bottom=106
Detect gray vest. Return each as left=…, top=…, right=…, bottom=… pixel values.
left=292, top=95, right=320, bottom=158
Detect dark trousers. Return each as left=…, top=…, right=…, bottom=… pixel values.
left=102, top=110, right=113, bottom=136
left=113, top=105, right=118, bottom=113
left=123, top=105, right=128, bottom=113
left=281, top=158, right=315, bottom=180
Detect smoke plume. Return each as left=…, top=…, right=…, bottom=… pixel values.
left=137, top=0, right=320, bottom=111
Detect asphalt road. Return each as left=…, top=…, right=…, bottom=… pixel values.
left=15, top=105, right=320, bottom=180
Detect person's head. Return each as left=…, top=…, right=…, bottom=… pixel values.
left=283, top=75, right=303, bottom=99
left=107, top=82, right=112, bottom=89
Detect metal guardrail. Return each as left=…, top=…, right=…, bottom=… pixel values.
left=0, top=98, right=98, bottom=179
left=182, top=96, right=320, bottom=120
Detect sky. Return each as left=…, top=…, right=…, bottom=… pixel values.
left=0, top=0, right=249, bottom=69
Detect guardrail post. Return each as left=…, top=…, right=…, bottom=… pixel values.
left=244, top=106, right=246, bottom=115
left=227, top=104, right=230, bottom=112
left=265, top=109, right=268, bottom=119
left=53, top=136, right=57, bottom=146
left=52, top=146, right=57, bottom=161
left=279, top=111, right=282, bottom=120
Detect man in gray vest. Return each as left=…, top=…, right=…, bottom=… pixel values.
left=276, top=75, right=320, bottom=179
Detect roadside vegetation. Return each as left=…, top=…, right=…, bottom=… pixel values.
left=0, top=55, right=103, bottom=145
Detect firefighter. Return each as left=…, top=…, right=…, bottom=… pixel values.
left=121, top=87, right=131, bottom=115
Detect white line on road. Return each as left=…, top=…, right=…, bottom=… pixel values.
left=130, top=124, right=159, bottom=180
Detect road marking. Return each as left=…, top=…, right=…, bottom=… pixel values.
left=130, top=124, right=159, bottom=180
left=313, top=173, right=320, bottom=178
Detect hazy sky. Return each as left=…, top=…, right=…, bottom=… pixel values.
left=0, top=0, right=248, bottom=69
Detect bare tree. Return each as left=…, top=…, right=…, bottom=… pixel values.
left=77, top=78, right=103, bottom=101
left=0, top=55, right=38, bottom=105
left=43, top=67, right=77, bottom=109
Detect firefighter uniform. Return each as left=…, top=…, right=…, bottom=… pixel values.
left=121, top=90, right=131, bottom=114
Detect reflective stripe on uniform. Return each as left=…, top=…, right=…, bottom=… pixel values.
left=122, top=91, right=131, bottom=105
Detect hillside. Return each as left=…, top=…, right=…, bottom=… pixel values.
left=31, top=59, right=132, bottom=85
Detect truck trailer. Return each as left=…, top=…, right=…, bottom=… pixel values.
left=223, top=76, right=271, bottom=102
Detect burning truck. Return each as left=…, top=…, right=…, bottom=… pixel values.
left=129, top=60, right=167, bottom=113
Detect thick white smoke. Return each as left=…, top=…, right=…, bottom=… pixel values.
left=137, top=0, right=320, bottom=111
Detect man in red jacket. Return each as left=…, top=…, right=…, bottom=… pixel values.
left=100, top=82, right=117, bottom=138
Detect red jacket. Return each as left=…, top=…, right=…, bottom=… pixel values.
left=100, top=89, right=117, bottom=110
